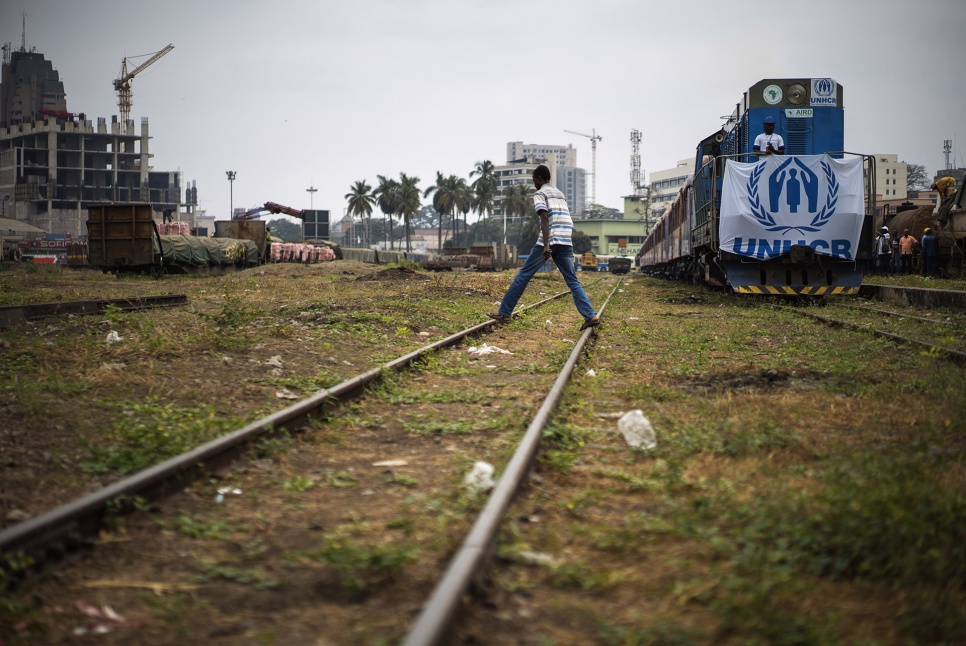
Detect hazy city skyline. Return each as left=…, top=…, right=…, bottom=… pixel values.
left=3, top=0, right=964, bottom=223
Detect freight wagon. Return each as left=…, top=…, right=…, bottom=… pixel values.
left=86, top=203, right=260, bottom=275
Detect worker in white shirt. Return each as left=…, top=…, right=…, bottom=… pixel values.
left=754, top=117, right=785, bottom=156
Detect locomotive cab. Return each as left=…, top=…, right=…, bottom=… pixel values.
left=707, top=79, right=872, bottom=294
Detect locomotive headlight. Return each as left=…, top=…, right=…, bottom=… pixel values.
left=786, top=83, right=808, bottom=105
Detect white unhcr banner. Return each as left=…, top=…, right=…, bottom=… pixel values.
left=720, top=154, right=864, bottom=260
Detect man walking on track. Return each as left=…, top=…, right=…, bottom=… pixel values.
left=489, top=164, right=599, bottom=331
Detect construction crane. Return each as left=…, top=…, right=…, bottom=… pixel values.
left=234, top=201, right=307, bottom=221
left=113, top=43, right=174, bottom=124
left=564, top=128, right=602, bottom=209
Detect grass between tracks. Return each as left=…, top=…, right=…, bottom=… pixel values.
left=475, top=279, right=966, bottom=646
left=1, top=265, right=964, bottom=644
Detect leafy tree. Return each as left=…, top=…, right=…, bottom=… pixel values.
left=345, top=180, right=375, bottom=247
left=905, top=163, right=929, bottom=192
left=571, top=230, right=592, bottom=254
left=517, top=210, right=540, bottom=253
left=266, top=218, right=302, bottom=242
left=373, top=175, right=399, bottom=249
left=579, top=204, right=622, bottom=219
left=412, top=205, right=442, bottom=230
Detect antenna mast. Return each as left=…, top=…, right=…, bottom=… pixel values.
left=944, top=139, right=953, bottom=170
left=20, top=12, right=26, bottom=52
left=629, top=129, right=644, bottom=196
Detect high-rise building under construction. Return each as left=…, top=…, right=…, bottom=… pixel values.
left=0, top=37, right=182, bottom=237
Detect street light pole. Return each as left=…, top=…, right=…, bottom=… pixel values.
left=306, top=185, right=317, bottom=210
left=226, top=171, right=236, bottom=219
left=1, top=196, right=7, bottom=265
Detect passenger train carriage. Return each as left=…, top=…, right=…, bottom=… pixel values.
left=638, top=78, right=876, bottom=295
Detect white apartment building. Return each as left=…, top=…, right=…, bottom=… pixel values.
left=874, top=154, right=907, bottom=200
left=500, top=142, right=587, bottom=216
left=649, top=158, right=692, bottom=223
left=506, top=142, right=577, bottom=168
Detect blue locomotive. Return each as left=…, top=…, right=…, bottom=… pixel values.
left=637, top=78, right=876, bottom=295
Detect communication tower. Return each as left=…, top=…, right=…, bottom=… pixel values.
left=944, top=139, right=953, bottom=170
left=629, top=129, right=645, bottom=196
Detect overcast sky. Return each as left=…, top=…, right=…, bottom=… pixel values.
left=4, top=0, right=965, bottom=223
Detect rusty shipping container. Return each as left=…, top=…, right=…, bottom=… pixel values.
left=86, top=203, right=161, bottom=270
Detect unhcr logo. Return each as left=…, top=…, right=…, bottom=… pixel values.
left=747, top=158, right=838, bottom=235
left=734, top=157, right=852, bottom=260
left=811, top=78, right=836, bottom=106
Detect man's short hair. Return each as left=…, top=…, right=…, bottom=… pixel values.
left=533, top=165, right=551, bottom=181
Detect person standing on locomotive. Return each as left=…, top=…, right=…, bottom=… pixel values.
left=489, top=164, right=599, bottom=331
left=753, top=117, right=785, bottom=156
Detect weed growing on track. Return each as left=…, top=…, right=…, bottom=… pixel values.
left=290, top=535, right=417, bottom=592
left=80, top=399, right=249, bottom=474
left=194, top=564, right=281, bottom=590
left=259, top=370, right=341, bottom=393
left=168, top=514, right=239, bottom=539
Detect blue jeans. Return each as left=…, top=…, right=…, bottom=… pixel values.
left=498, top=244, right=596, bottom=321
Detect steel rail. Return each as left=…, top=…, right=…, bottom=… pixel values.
left=838, top=303, right=956, bottom=326
left=402, top=278, right=624, bottom=646
left=780, top=306, right=966, bottom=365
left=0, top=294, right=188, bottom=328
left=0, top=287, right=591, bottom=560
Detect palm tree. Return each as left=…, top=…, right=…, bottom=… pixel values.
left=424, top=172, right=455, bottom=253
left=396, top=173, right=421, bottom=252
left=470, top=160, right=497, bottom=240
left=373, top=175, right=399, bottom=249
left=501, top=183, right=532, bottom=247
left=453, top=177, right=472, bottom=248
left=345, top=180, right=375, bottom=248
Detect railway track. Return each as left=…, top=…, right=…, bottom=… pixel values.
left=1, top=277, right=622, bottom=644
left=0, top=294, right=188, bottom=328
left=777, top=299, right=966, bottom=364
left=2, top=271, right=963, bottom=645
left=0, top=284, right=597, bottom=559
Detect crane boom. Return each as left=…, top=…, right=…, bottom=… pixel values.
left=113, top=43, right=174, bottom=124
left=234, top=202, right=306, bottom=221
left=564, top=128, right=602, bottom=211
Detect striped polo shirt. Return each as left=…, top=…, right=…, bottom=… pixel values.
left=533, top=184, right=574, bottom=247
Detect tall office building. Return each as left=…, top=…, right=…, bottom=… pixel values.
left=502, top=141, right=587, bottom=216
left=0, top=44, right=67, bottom=124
